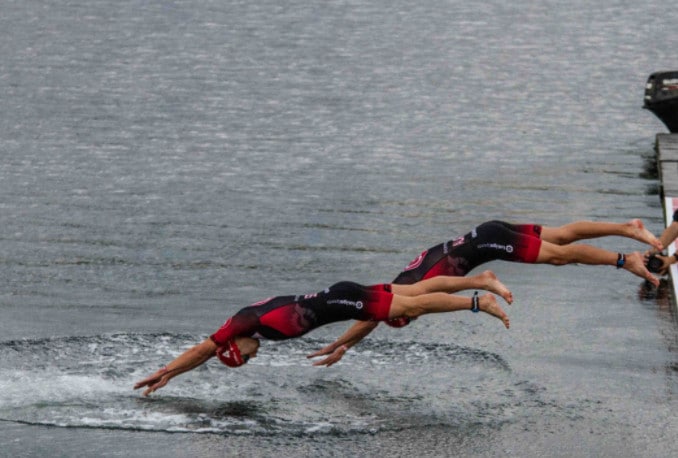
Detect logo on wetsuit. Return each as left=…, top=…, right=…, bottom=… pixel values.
left=477, top=242, right=514, bottom=253
left=327, top=299, right=364, bottom=310
left=404, top=250, right=427, bottom=271
left=448, top=235, right=466, bottom=252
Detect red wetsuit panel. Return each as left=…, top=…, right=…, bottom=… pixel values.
left=258, top=304, right=309, bottom=338
left=359, top=283, right=394, bottom=321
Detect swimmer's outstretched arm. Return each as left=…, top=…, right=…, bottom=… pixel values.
left=134, top=338, right=217, bottom=396
left=648, top=220, right=678, bottom=254
left=307, top=320, right=378, bottom=367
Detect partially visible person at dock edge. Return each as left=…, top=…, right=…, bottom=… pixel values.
left=644, top=209, right=678, bottom=275
left=308, top=218, right=661, bottom=367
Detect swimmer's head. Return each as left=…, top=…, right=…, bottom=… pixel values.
left=216, top=337, right=260, bottom=368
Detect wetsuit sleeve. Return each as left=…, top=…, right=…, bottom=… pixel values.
left=210, top=311, right=258, bottom=346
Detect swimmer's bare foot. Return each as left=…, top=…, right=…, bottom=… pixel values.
left=623, top=251, right=660, bottom=287
left=477, top=293, right=510, bottom=329
left=477, top=270, right=513, bottom=304
left=628, top=219, right=662, bottom=251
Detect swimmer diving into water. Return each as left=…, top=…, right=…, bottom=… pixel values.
left=134, top=271, right=511, bottom=396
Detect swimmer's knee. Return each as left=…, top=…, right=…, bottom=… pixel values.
left=401, top=301, right=426, bottom=319
left=537, top=244, right=571, bottom=265
left=537, top=251, right=569, bottom=265
left=549, top=230, right=575, bottom=245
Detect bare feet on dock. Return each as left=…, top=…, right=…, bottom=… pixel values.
left=478, top=293, right=510, bottom=329
left=477, top=270, right=513, bottom=304
left=623, top=251, right=660, bottom=287
left=628, top=219, right=662, bottom=251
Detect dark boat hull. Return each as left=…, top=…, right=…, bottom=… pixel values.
left=644, top=71, right=678, bottom=133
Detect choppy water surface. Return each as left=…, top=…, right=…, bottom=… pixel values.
left=1, top=334, right=513, bottom=434
left=1, top=0, right=677, bottom=456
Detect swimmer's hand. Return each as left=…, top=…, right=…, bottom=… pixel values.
left=306, top=342, right=335, bottom=360
left=644, top=250, right=672, bottom=276
left=134, top=367, right=170, bottom=396
left=133, top=339, right=217, bottom=396
left=651, top=253, right=671, bottom=276
left=307, top=344, right=348, bottom=367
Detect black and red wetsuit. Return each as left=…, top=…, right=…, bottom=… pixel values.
left=211, top=282, right=393, bottom=346
left=385, top=220, right=542, bottom=328
left=392, top=220, right=543, bottom=285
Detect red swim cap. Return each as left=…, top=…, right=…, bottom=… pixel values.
left=385, top=316, right=415, bottom=328
left=216, top=339, right=245, bottom=367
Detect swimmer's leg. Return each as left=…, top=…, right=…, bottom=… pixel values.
left=389, top=292, right=510, bottom=329
left=540, top=219, right=661, bottom=250
left=536, top=241, right=659, bottom=286
left=391, top=270, right=513, bottom=304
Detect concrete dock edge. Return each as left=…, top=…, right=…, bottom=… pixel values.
left=656, top=133, right=678, bottom=311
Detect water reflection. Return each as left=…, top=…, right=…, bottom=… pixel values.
left=638, top=278, right=677, bottom=318
left=637, top=277, right=678, bottom=397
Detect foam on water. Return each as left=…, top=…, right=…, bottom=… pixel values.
left=0, top=332, right=524, bottom=435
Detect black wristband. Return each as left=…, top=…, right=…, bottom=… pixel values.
left=616, top=253, right=625, bottom=269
